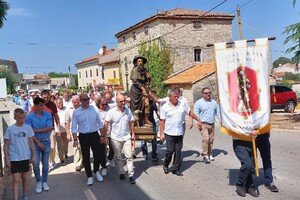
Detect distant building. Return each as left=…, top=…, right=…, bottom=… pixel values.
left=19, top=74, right=51, bottom=91
left=75, top=45, right=120, bottom=90
left=115, top=8, right=234, bottom=90
left=0, top=59, right=18, bottom=73
left=50, top=77, right=75, bottom=90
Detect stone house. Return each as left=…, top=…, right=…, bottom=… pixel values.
left=75, top=45, right=120, bottom=90
left=0, top=59, right=18, bottom=73
left=115, top=8, right=234, bottom=92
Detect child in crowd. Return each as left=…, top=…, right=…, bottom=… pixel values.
left=4, top=108, right=36, bottom=200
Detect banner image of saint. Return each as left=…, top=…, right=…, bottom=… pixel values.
left=214, top=38, right=271, bottom=140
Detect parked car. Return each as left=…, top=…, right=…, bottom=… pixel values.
left=270, top=85, right=298, bottom=112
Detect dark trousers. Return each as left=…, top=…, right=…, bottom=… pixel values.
left=164, top=134, right=183, bottom=172
left=233, top=139, right=255, bottom=190
left=141, top=140, right=157, bottom=158
left=107, top=137, right=115, bottom=161
left=79, top=132, right=102, bottom=178
left=256, top=133, right=273, bottom=186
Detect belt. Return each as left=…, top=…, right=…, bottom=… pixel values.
left=79, top=131, right=98, bottom=135
left=37, top=137, right=50, bottom=142
left=203, top=122, right=214, bottom=126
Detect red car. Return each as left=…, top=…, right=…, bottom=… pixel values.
left=270, top=85, right=298, bottom=112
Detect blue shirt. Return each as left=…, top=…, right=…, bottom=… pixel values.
left=71, top=105, right=103, bottom=134
left=193, top=98, right=220, bottom=124
left=25, top=111, right=53, bottom=139
left=19, top=99, right=31, bottom=112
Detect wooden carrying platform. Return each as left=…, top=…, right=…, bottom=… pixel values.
left=134, top=126, right=157, bottom=140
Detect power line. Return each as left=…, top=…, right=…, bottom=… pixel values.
left=229, top=0, right=255, bottom=14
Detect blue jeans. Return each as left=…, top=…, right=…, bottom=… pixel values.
left=256, top=133, right=273, bottom=186
left=34, top=139, right=51, bottom=183
left=233, top=139, right=255, bottom=190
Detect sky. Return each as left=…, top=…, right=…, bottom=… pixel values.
left=0, top=0, right=299, bottom=74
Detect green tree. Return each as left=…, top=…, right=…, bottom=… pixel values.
left=283, top=0, right=300, bottom=64
left=272, top=57, right=293, bottom=69
left=0, top=0, right=9, bottom=28
left=138, top=40, right=173, bottom=98
left=0, top=68, right=18, bottom=93
left=47, top=71, right=78, bottom=89
left=283, top=72, right=300, bottom=81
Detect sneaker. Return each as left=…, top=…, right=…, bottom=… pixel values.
left=95, top=171, right=104, bottom=182
left=107, top=159, right=116, bottom=168
left=209, top=155, right=215, bottom=161
left=35, top=181, right=42, bottom=193
left=235, top=185, right=246, bottom=197
left=203, top=156, right=210, bottom=164
left=129, top=176, right=136, bottom=184
left=266, top=183, right=279, bottom=192
left=247, top=187, right=259, bottom=197
left=87, top=177, right=94, bottom=186
left=22, top=195, right=30, bottom=200
left=101, top=168, right=107, bottom=176
left=42, top=182, right=50, bottom=191
left=49, top=162, right=57, bottom=169
left=119, top=174, right=125, bottom=180
left=143, top=154, right=148, bottom=160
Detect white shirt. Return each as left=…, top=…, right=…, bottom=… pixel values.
left=99, top=107, right=112, bottom=137
left=71, top=105, right=103, bottom=134
left=55, top=107, right=66, bottom=132
left=105, top=106, right=134, bottom=142
left=160, top=101, right=189, bottom=136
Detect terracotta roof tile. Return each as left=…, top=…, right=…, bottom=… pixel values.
left=164, top=61, right=216, bottom=84
left=116, top=8, right=234, bottom=37
left=77, top=49, right=115, bottom=64
left=273, top=72, right=286, bottom=77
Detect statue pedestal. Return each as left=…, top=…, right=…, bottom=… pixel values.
left=134, top=126, right=156, bottom=140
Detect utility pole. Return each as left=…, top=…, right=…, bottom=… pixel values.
left=237, top=6, right=243, bottom=40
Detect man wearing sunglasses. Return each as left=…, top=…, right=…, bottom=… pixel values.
left=71, top=94, right=108, bottom=186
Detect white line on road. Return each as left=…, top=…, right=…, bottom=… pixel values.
left=84, top=188, right=97, bottom=200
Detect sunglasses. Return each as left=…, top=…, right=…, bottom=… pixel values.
left=80, top=98, right=90, bottom=101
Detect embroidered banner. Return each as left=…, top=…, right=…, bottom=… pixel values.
left=214, top=38, right=271, bottom=141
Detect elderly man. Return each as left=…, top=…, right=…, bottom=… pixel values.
left=160, top=89, right=202, bottom=176
left=104, top=94, right=136, bottom=184
left=71, top=94, right=108, bottom=186
left=193, top=87, right=220, bottom=164
left=65, top=95, right=83, bottom=171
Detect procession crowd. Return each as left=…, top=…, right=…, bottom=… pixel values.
left=5, top=55, right=278, bottom=200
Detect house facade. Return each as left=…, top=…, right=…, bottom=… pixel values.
left=75, top=45, right=120, bottom=90
left=0, top=59, right=18, bottom=73
left=115, top=8, right=234, bottom=91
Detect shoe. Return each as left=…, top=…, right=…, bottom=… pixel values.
left=132, top=153, right=137, bottom=159
left=172, top=170, right=183, bottom=176
left=87, top=177, right=94, bottom=186
left=119, top=174, right=125, bottom=180
left=65, top=154, right=69, bottom=159
left=75, top=166, right=83, bottom=171
left=129, top=176, right=136, bottom=184
left=203, top=156, right=210, bottom=164
left=42, top=182, right=50, bottom=191
left=35, top=181, right=42, bottom=193
left=22, top=195, right=29, bottom=200
left=152, top=156, right=159, bottom=162
left=107, top=159, right=116, bottom=168
left=209, top=155, right=215, bottom=161
left=143, top=154, right=148, bottom=160
left=101, top=168, right=107, bottom=176
left=163, top=166, right=169, bottom=174
left=235, top=185, right=246, bottom=197
left=248, top=187, right=259, bottom=197
left=49, top=162, right=57, bottom=169
left=60, top=160, right=65, bottom=166
left=266, top=183, right=279, bottom=192
left=95, top=171, right=104, bottom=182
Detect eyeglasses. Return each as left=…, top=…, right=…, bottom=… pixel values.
left=80, top=98, right=90, bottom=101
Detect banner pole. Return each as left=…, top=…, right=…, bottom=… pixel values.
left=252, top=138, right=259, bottom=177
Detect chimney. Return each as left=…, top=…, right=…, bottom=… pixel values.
left=102, top=45, right=107, bottom=55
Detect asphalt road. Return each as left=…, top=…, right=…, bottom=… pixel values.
left=3, top=125, right=300, bottom=200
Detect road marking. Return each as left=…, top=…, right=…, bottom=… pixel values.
left=84, top=188, right=97, bottom=200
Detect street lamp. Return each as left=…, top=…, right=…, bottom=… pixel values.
left=124, top=56, right=129, bottom=92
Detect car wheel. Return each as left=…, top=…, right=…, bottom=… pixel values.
left=284, top=100, right=295, bottom=113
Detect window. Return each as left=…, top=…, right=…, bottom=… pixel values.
left=194, top=48, right=202, bottom=62
left=79, top=72, right=81, bottom=78
left=193, top=21, right=203, bottom=30
left=113, top=71, right=116, bottom=79
left=122, top=36, right=126, bottom=43
left=96, top=68, right=99, bottom=76
left=144, top=26, right=149, bottom=35
left=90, top=70, right=92, bottom=77
left=132, top=32, right=136, bottom=40
left=85, top=71, right=88, bottom=78
left=102, top=67, right=105, bottom=79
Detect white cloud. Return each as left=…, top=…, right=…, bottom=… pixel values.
left=8, top=8, right=34, bottom=17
